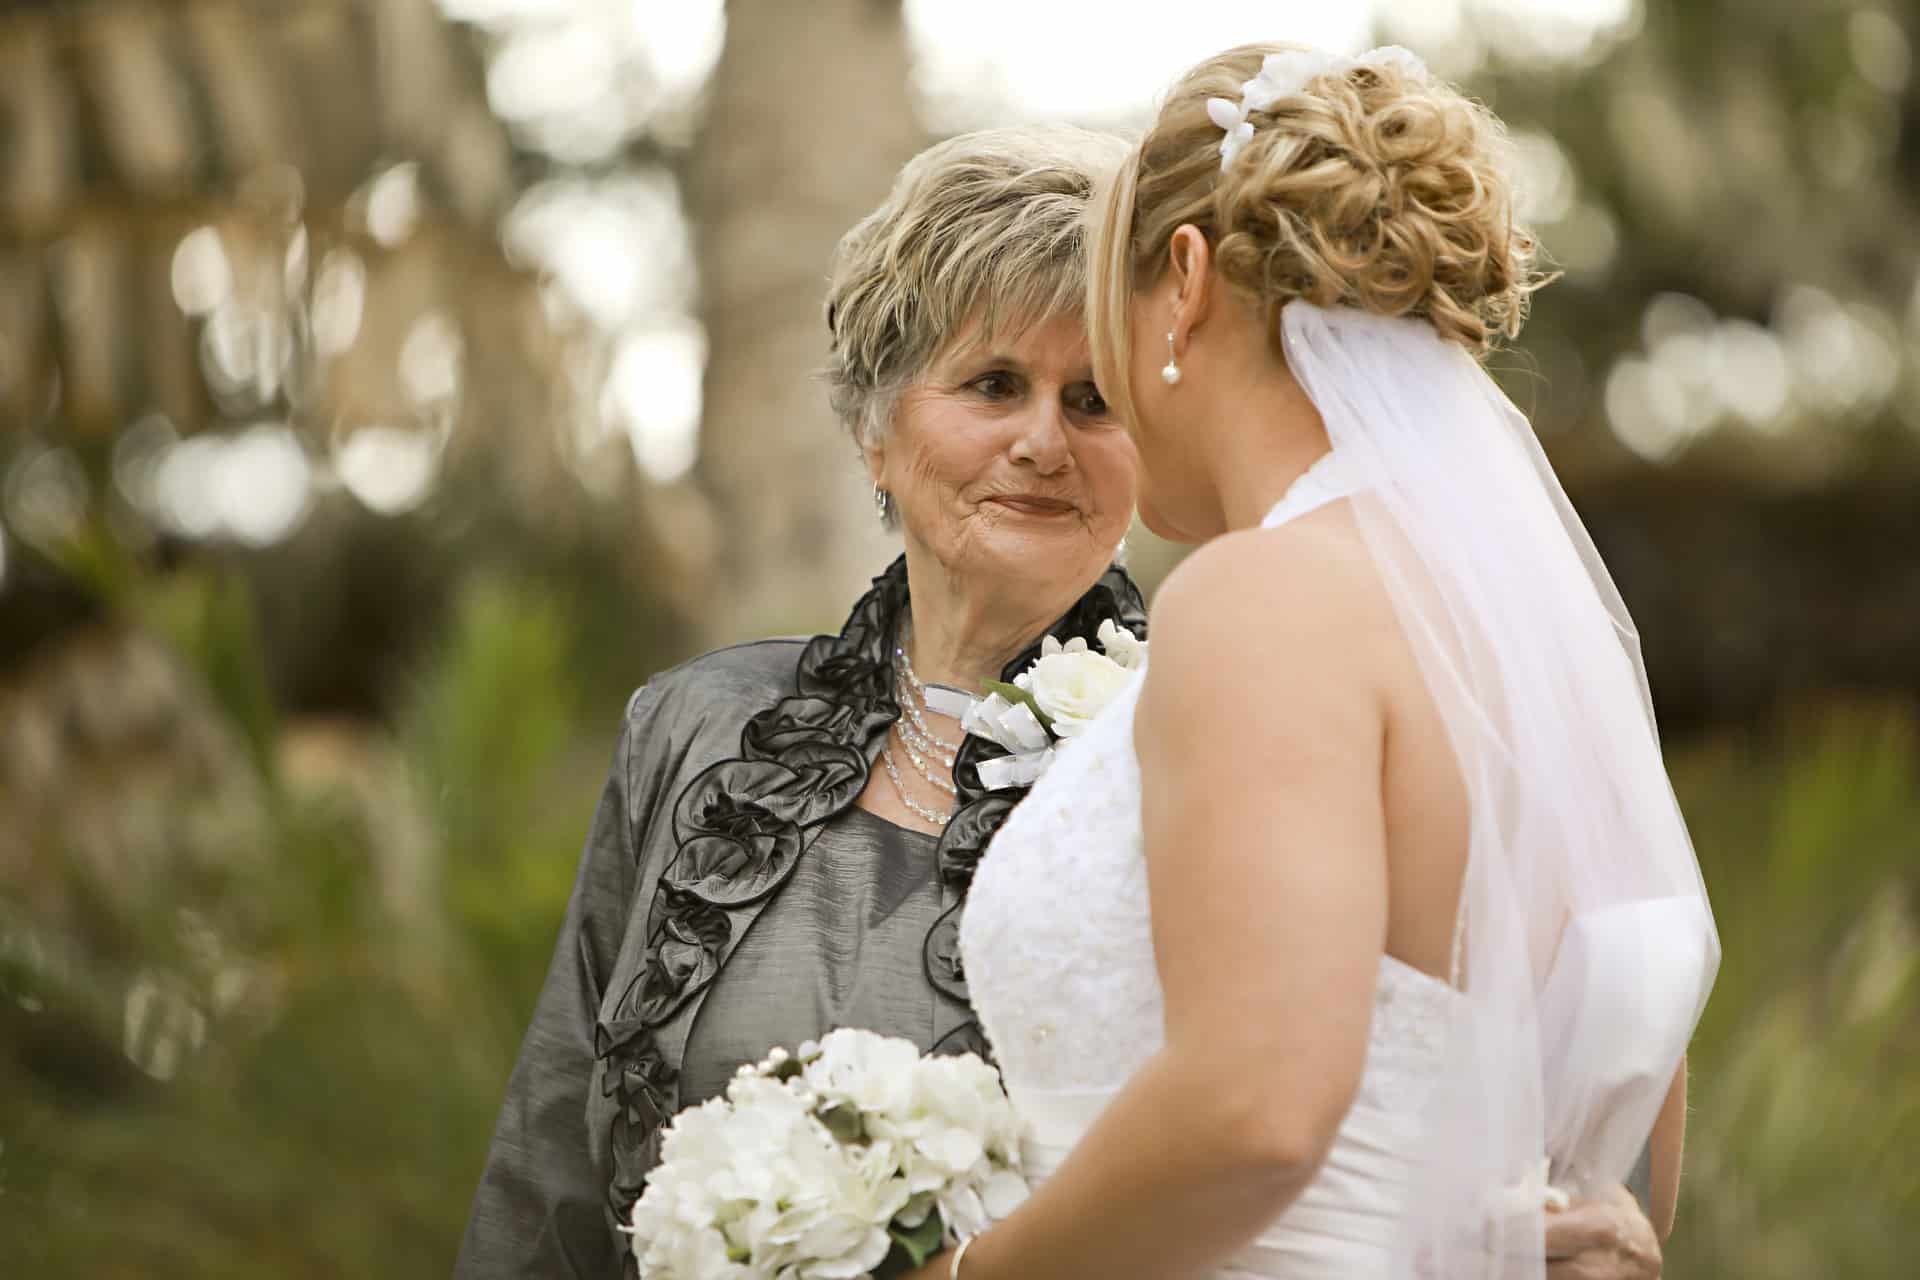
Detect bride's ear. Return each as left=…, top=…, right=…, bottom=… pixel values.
left=1166, top=225, right=1216, bottom=349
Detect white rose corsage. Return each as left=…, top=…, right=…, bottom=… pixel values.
left=960, top=619, right=1145, bottom=790
left=627, top=1029, right=1029, bottom=1278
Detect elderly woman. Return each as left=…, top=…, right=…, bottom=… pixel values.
left=454, top=125, right=1143, bottom=1278
left=454, top=126, right=1667, bottom=1280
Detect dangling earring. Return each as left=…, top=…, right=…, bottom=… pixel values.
left=1160, top=330, right=1182, bottom=386
left=873, top=484, right=891, bottom=524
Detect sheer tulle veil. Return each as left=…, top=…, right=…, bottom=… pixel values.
left=1275, top=301, right=1720, bottom=1278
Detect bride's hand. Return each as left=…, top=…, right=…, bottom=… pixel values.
left=1545, top=1182, right=1662, bottom=1279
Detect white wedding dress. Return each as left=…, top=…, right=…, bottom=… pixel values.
left=959, top=304, right=1719, bottom=1278
left=960, top=456, right=1450, bottom=1278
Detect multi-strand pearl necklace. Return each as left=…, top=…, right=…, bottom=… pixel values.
left=880, top=636, right=964, bottom=827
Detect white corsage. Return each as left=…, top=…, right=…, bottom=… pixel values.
left=962, top=620, right=1145, bottom=790
left=1206, top=45, right=1429, bottom=171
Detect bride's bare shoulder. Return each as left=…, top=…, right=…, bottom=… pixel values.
left=1148, top=509, right=1382, bottom=655
left=1137, top=510, right=1394, bottom=787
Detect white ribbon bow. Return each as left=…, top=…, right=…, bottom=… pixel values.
left=1206, top=45, right=1428, bottom=172
left=961, top=693, right=1056, bottom=791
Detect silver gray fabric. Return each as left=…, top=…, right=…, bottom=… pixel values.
left=678, top=806, right=943, bottom=1106
left=455, top=641, right=813, bottom=1280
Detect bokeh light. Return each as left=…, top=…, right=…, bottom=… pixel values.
left=604, top=322, right=706, bottom=484
left=4, top=7, right=1918, bottom=1278
left=148, top=425, right=313, bottom=547
left=334, top=425, right=442, bottom=516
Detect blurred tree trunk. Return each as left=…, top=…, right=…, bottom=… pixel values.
left=689, top=0, right=924, bottom=643
left=0, top=0, right=688, bottom=717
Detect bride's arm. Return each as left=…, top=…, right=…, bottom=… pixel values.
left=1648, top=1057, right=1687, bottom=1238
left=920, top=530, right=1392, bottom=1280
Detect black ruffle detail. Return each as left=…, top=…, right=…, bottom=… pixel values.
left=603, top=1035, right=675, bottom=1211
left=923, top=567, right=1147, bottom=1010
left=598, top=554, right=1146, bottom=1226
left=597, top=559, right=907, bottom=1228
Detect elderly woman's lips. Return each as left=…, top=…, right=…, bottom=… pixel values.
left=987, top=496, right=1078, bottom=516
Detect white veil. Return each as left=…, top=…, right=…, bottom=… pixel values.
left=1277, top=302, right=1720, bottom=1278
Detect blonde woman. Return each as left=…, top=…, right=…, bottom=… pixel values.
left=950, top=43, right=1717, bottom=1280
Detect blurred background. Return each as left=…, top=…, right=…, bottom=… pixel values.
left=0, top=0, right=1915, bottom=1274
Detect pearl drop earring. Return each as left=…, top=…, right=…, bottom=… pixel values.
left=1160, top=330, right=1182, bottom=386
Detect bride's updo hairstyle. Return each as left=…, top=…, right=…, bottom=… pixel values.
left=1089, top=42, right=1548, bottom=422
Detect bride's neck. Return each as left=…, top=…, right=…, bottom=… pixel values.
left=1199, top=358, right=1333, bottom=532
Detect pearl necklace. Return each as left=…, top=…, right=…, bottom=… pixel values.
left=893, top=671, right=957, bottom=774
left=896, top=710, right=956, bottom=771
left=880, top=742, right=951, bottom=827
left=882, top=631, right=966, bottom=825
left=895, top=644, right=964, bottom=753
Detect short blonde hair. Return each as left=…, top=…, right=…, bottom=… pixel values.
left=825, top=125, right=1130, bottom=449
left=1090, top=44, right=1548, bottom=426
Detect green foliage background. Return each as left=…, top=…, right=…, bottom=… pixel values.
left=2, top=570, right=1915, bottom=1276
left=4, top=0, right=1919, bottom=1275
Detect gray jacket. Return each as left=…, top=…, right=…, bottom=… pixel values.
left=453, top=558, right=1147, bottom=1277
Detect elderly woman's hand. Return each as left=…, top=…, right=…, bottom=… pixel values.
left=1546, top=1182, right=1662, bottom=1280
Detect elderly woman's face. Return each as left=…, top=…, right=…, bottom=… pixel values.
left=866, top=313, right=1137, bottom=596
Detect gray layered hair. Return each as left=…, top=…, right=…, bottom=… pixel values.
left=824, top=125, right=1131, bottom=451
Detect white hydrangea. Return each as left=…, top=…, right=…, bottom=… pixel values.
left=800, top=1027, right=922, bottom=1118
left=628, top=1030, right=1030, bottom=1278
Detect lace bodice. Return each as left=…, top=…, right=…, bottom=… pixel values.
left=960, top=663, right=1456, bottom=1106
left=959, top=454, right=1462, bottom=1276
left=961, top=672, right=1160, bottom=1092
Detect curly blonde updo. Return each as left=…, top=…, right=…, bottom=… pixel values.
left=1090, top=43, right=1549, bottom=418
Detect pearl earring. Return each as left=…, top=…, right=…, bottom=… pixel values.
left=873, top=484, right=891, bottom=524
left=1160, top=330, right=1182, bottom=386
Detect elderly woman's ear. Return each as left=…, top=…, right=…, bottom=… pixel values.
left=862, top=434, right=897, bottom=529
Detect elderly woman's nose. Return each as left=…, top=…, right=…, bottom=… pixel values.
left=1008, top=401, right=1074, bottom=472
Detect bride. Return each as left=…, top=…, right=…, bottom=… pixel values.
left=941, top=43, right=1720, bottom=1280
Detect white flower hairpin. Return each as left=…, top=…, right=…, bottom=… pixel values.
left=1205, top=45, right=1429, bottom=172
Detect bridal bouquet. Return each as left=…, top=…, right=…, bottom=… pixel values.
left=628, top=1030, right=1030, bottom=1279
left=961, top=620, right=1145, bottom=789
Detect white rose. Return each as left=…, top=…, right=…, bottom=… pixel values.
left=1096, top=619, right=1147, bottom=671
left=1017, top=643, right=1136, bottom=738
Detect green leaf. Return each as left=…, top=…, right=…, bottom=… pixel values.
left=981, top=680, right=1054, bottom=733
left=887, top=1209, right=947, bottom=1268
left=871, top=1242, right=916, bottom=1279
left=817, top=1101, right=865, bottom=1144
